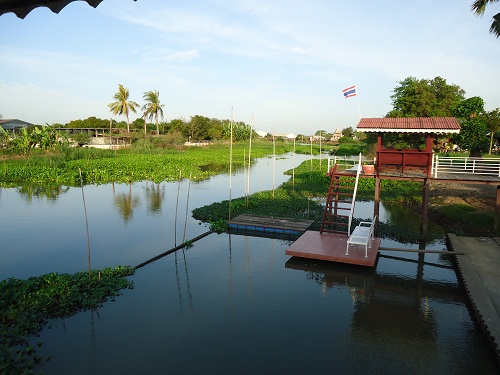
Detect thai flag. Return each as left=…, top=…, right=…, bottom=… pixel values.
left=343, top=85, right=356, bottom=98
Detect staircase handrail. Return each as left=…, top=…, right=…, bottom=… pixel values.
left=347, top=153, right=362, bottom=235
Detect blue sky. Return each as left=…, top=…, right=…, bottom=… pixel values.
left=1, top=0, right=499, bottom=135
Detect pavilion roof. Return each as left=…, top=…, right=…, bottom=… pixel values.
left=356, top=117, right=461, bottom=134
left=0, top=0, right=103, bottom=19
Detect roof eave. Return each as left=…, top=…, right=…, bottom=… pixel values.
left=358, top=129, right=460, bottom=134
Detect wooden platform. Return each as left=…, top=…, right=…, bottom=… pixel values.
left=285, top=230, right=381, bottom=267
left=228, top=214, right=314, bottom=235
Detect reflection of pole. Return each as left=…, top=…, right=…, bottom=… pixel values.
left=79, top=168, right=91, bottom=277
left=174, top=252, right=184, bottom=313
left=181, top=248, right=194, bottom=313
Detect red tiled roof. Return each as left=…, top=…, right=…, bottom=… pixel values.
left=356, top=117, right=461, bottom=134
left=0, top=0, right=103, bottom=19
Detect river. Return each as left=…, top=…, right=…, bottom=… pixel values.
left=0, top=152, right=498, bottom=374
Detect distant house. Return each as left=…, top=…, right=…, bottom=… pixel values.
left=0, top=119, right=32, bottom=134
left=255, top=130, right=268, bottom=137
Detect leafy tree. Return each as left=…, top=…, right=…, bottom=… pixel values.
left=108, top=84, right=139, bottom=134
left=480, top=108, right=500, bottom=153
left=186, top=115, right=211, bottom=140
left=452, top=96, right=488, bottom=157
left=168, top=118, right=187, bottom=139
left=341, top=126, right=355, bottom=138
left=142, top=90, right=165, bottom=135
left=207, top=118, right=224, bottom=140
left=387, top=76, right=465, bottom=117
left=471, top=0, right=500, bottom=37
left=65, top=117, right=109, bottom=129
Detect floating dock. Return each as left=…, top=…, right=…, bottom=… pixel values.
left=228, top=214, right=314, bottom=235
left=285, top=230, right=380, bottom=267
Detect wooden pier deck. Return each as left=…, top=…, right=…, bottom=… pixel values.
left=227, top=214, right=314, bottom=235
left=285, top=230, right=381, bottom=267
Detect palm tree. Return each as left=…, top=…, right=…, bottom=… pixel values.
left=108, top=84, right=139, bottom=134
left=142, top=90, right=165, bottom=135
left=472, top=0, right=500, bottom=37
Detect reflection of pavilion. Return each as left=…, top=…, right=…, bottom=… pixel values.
left=285, top=257, right=464, bottom=358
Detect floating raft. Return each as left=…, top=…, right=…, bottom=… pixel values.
left=227, top=214, right=314, bottom=235
left=285, top=230, right=380, bottom=267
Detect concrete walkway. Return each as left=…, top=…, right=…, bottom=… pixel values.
left=447, top=234, right=500, bottom=360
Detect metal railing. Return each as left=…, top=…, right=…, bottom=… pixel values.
left=327, top=155, right=375, bottom=172
left=432, top=156, right=500, bottom=178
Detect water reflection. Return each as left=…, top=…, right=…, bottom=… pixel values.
left=113, top=184, right=140, bottom=222
left=16, top=184, right=70, bottom=201
left=284, top=256, right=494, bottom=374
left=143, top=181, right=164, bottom=214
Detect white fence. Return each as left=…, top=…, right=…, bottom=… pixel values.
left=432, top=156, right=500, bottom=178
left=329, top=154, right=500, bottom=178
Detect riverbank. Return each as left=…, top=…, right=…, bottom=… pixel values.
left=427, top=183, right=498, bottom=236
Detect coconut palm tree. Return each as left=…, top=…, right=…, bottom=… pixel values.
left=472, top=0, right=500, bottom=37
left=142, top=90, right=165, bottom=135
left=108, top=84, right=139, bottom=134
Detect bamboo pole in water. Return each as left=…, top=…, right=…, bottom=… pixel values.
left=247, top=116, right=253, bottom=207
left=229, top=107, right=233, bottom=220
left=175, top=170, right=182, bottom=246
left=272, top=126, right=276, bottom=198
left=135, top=230, right=214, bottom=269
left=292, top=136, right=295, bottom=188
left=183, top=172, right=192, bottom=243
left=310, top=136, right=313, bottom=174
left=79, top=168, right=91, bottom=277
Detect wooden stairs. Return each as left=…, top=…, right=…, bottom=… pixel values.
left=320, top=160, right=361, bottom=235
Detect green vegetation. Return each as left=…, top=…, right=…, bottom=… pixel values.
left=0, top=141, right=322, bottom=186
left=0, top=266, right=135, bottom=374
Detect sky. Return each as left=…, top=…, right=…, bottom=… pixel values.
left=1, top=0, right=499, bottom=136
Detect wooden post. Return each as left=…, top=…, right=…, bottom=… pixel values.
left=495, top=185, right=500, bottom=230
left=420, top=179, right=430, bottom=240
left=374, top=175, right=381, bottom=221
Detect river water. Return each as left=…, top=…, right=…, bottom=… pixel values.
left=1, top=153, right=498, bottom=374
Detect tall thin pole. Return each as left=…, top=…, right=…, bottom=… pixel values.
left=175, top=170, right=182, bottom=246
left=310, top=135, right=313, bottom=173
left=79, top=168, right=91, bottom=277
left=247, top=114, right=253, bottom=206
left=229, top=107, right=233, bottom=220
left=355, top=83, right=362, bottom=119
left=319, top=130, right=322, bottom=168
left=292, top=136, right=295, bottom=188
left=272, top=126, right=276, bottom=198
left=183, top=172, right=192, bottom=243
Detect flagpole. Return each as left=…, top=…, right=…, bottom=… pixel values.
left=355, top=83, right=361, bottom=119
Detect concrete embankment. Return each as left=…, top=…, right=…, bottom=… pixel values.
left=447, top=234, right=500, bottom=361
